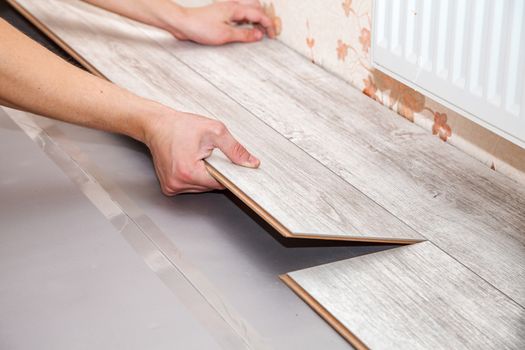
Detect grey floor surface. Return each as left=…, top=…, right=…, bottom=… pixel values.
left=0, top=114, right=222, bottom=350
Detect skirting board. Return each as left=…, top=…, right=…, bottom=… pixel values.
left=8, top=0, right=424, bottom=243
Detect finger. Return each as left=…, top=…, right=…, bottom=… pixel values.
left=212, top=128, right=260, bottom=168
left=170, top=186, right=208, bottom=195
left=156, top=165, right=223, bottom=196
left=189, top=161, right=227, bottom=190
left=254, top=23, right=266, bottom=35
left=166, top=182, right=224, bottom=196
left=230, top=5, right=276, bottom=38
left=220, top=0, right=262, bottom=7
left=243, top=0, right=262, bottom=8
left=227, top=27, right=264, bottom=43
left=177, top=186, right=220, bottom=194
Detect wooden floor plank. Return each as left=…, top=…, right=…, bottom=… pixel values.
left=132, top=22, right=525, bottom=305
left=284, top=242, right=525, bottom=350
left=8, top=0, right=423, bottom=243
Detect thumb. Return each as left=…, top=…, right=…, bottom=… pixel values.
left=227, top=27, right=263, bottom=43
left=212, top=126, right=260, bottom=168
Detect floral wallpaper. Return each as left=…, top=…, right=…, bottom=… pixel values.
left=263, top=0, right=525, bottom=184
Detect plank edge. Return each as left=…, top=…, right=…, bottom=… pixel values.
left=207, top=163, right=422, bottom=244
left=7, top=0, right=106, bottom=79
left=280, top=274, right=369, bottom=350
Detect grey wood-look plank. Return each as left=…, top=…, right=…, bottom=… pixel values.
left=131, top=22, right=525, bottom=305
left=9, top=0, right=422, bottom=243
left=285, top=241, right=525, bottom=350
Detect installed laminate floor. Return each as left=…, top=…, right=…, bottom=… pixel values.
left=8, top=0, right=525, bottom=348
left=146, top=31, right=525, bottom=306
left=284, top=242, right=525, bottom=350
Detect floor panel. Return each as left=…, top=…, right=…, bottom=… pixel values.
left=285, top=242, right=525, bottom=349
left=153, top=29, right=525, bottom=306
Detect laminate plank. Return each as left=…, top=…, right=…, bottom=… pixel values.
left=8, top=0, right=422, bottom=243
left=284, top=241, right=525, bottom=350
left=131, top=21, right=525, bottom=305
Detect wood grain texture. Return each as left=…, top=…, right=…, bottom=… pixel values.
left=285, top=241, right=525, bottom=350
left=131, top=23, right=525, bottom=305
left=279, top=274, right=368, bottom=350
left=8, top=0, right=423, bottom=243
left=8, top=1, right=525, bottom=348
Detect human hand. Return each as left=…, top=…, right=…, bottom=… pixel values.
left=144, top=110, right=260, bottom=195
left=161, top=1, right=276, bottom=45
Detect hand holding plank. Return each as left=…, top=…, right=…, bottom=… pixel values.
left=162, top=1, right=276, bottom=45
left=83, top=0, right=276, bottom=45
left=145, top=110, right=260, bottom=195
left=0, top=18, right=258, bottom=195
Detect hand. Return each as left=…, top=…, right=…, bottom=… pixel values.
left=162, top=1, right=276, bottom=45
left=144, top=110, right=260, bottom=195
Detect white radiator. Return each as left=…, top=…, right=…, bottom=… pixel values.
left=372, top=0, right=525, bottom=148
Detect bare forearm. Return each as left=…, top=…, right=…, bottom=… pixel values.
left=0, top=3, right=263, bottom=195
left=0, top=19, right=164, bottom=143
left=80, top=0, right=183, bottom=32
left=0, top=97, right=18, bottom=109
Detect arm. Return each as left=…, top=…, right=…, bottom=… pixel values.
left=0, top=19, right=259, bottom=194
left=81, top=0, right=276, bottom=45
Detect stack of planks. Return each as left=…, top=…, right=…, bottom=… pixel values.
left=8, top=0, right=525, bottom=348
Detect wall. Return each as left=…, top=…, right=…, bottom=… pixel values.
left=262, top=0, right=525, bottom=184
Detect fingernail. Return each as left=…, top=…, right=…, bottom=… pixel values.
left=243, top=154, right=260, bottom=168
